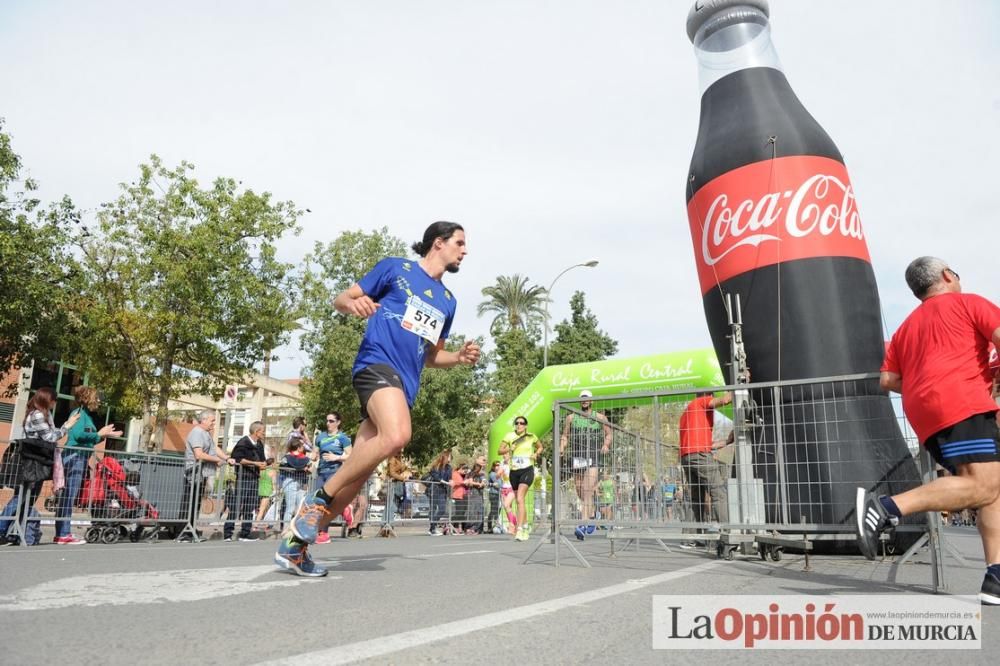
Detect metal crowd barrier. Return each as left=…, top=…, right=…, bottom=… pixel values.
left=1, top=439, right=543, bottom=547
left=523, top=373, right=956, bottom=592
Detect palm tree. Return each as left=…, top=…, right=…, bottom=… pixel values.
left=477, top=274, right=548, bottom=335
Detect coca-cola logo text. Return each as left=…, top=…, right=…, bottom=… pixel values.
left=701, top=173, right=863, bottom=266
left=686, top=156, right=871, bottom=295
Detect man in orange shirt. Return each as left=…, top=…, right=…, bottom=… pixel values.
left=679, top=390, right=733, bottom=532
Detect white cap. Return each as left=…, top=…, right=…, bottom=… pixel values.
left=579, top=389, right=593, bottom=398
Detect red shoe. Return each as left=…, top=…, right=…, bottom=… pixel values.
left=342, top=505, right=354, bottom=528
left=316, top=531, right=331, bottom=544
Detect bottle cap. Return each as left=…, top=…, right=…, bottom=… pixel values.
left=686, top=0, right=770, bottom=44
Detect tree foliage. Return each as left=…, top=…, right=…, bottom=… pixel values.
left=73, top=155, right=302, bottom=449
left=476, top=274, right=548, bottom=336
left=547, top=290, right=618, bottom=366
left=491, top=327, right=542, bottom=411
left=0, top=121, right=82, bottom=392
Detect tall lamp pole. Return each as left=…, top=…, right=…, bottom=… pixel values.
left=543, top=260, right=599, bottom=367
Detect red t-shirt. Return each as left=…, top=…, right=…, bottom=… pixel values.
left=451, top=470, right=467, bottom=500
left=882, top=292, right=1000, bottom=443
left=679, top=395, right=716, bottom=457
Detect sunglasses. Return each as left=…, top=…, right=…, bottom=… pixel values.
left=947, top=268, right=960, bottom=281
left=326, top=418, right=338, bottom=423
left=515, top=421, right=527, bottom=426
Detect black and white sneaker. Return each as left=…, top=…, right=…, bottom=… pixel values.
left=855, top=488, right=898, bottom=560
left=981, top=571, right=1000, bottom=605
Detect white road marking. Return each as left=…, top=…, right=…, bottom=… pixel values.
left=0, top=548, right=494, bottom=612
left=258, top=560, right=723, bottom=665
left=0, top=566, right=321, bottom=611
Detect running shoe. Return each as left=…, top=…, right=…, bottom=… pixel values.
left=238, top=535, right=259, bottom=542
left=855, top=488, right=898, bottom=560
left=514, top=527, right=529, bottom=542
left=316, top=531, right=331, bottom=544
left=54, top=535, right=86, bottom=545
left=342, top=504, right=353, bottom=528
left=574, top=525, right=587, bottom=541
left=980, top=571, right=1000, bottom=606
left=274, top=536, right=328, bottom=577
left=290, top=491, right=334, bottom=544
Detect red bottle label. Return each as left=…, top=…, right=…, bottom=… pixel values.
left=686, top=156, right=871, bottom=295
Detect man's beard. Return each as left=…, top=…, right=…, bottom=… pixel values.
left=446, top=262, right=460, bottom=273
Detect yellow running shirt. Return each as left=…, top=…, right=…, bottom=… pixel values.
left=502, top=431, right=540, bottom=471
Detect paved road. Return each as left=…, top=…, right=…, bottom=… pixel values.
left=0, top=526, right=996, bottom=664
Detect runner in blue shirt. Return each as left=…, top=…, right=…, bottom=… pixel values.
left=276, top=221, right=480, bottom=576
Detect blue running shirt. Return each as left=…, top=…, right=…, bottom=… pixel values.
left=316, top=431, right=352, bottom=473
left=352, top=257, right=457, bottom=406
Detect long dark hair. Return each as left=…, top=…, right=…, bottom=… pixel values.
left=411, top=221, right=463, bottom=257
left=24, top=387, right=56, bottom=425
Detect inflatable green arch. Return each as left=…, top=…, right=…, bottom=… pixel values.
left=487, top=347, right=726, bottom=461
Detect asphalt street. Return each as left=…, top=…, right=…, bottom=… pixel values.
left=0, top=525, right=997, bottom=664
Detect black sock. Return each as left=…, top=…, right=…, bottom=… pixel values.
left=878, top=495, right=902, bottom=518
left=315, top=488, right=334, bottom=505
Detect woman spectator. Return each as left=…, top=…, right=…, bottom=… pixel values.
left=1, top=387, right=79, bottom=546
left=56, top=386, right=121, bottom=544
left=315, top=412, right=352, bottom=543
left=279, top=439, right=312, bottom=532
left=426, top=449, right=453, bottom=535
left=464, top=457, right=486, bottom=535
left=451, top=463, right=470, bottom=534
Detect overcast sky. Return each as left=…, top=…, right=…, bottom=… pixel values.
left=2, top=1, right=998, bottom=380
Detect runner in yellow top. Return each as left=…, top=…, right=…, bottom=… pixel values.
left=499, top=416, right=543, bottom=542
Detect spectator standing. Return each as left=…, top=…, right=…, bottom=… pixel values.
left=55, top=386, right=121, bottom=544
left=857, top=257, right=1000, bottom=606
left=382, top=453, right=411, bottom=537
left=451, top=463, right=469, bottom=534
left=279, top=439, right=312, bottom=531
left=224, top=421, right=267, bottom=542
left=486, top=461, right=502, bottom=533
left=426, top=449, right=453, bottom=535
left=1, top=387, right=79, bottom=546
left=314, top=412, right=352, bottom=544
left=182, top=409, right=228, bottom=542
left=285, top=416, right=312, bottom=453
left=678, top=390, right=733, bottom=543
left=255, top=441, right=278, bottom=537
left=464, top=457, right=486, bottom=534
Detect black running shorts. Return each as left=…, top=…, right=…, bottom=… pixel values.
left=509, top=466, right=535, bottom=490
left=923, top=411, right=1000, bottom=474
left=353, top=364, right=405, bottom=420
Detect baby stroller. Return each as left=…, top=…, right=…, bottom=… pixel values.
left=79, top=457, right=161, bottom=544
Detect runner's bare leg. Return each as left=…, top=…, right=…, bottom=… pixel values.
left=311, top=388, right=411, bottom=530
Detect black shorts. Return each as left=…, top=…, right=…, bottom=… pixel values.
left=353, top=364, right=405, bottom=420
left=924, top=411, right=1000, bottom=474
left=509, top=466, right=535, bottom=490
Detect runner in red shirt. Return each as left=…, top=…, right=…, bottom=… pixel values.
left=856, top=256, right=1000, bottom=606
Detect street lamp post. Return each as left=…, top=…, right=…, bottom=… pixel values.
left=543, top=260, right=599, bottom=367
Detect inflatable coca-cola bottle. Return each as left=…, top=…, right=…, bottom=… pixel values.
left=684, top=0, right=921, bottom=548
